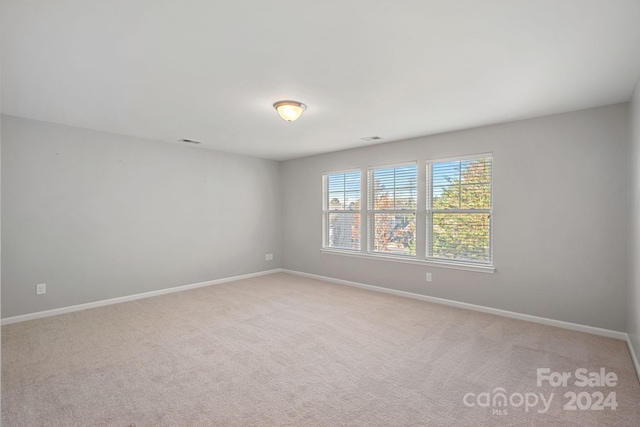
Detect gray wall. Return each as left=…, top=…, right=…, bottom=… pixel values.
left=2, top=104, right=632, bottom=333
left=282, top=104, right=629, bottom=331
left=629, top=80, right=640, bottom=354
left=1, top=115, right=281, bottom=318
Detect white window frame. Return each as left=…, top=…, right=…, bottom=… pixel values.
left=367, top=162, right=418, bottom=258
left=322, top=169, right=362, bottom=252
left=426, top=153, right=493, bottom=267
left=319, top=156, right=495, bottom=274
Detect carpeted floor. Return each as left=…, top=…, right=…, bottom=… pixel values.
left=2, top=272, right=640, bottom=426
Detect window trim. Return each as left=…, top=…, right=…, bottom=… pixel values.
left=319, top=153, right=495, bottom=274
left=322, top=169, right=362, bottom=251
left=426, top=153, right=493, bottom=266
left=319, top=248, right=495, bottom=273
left=366, top=162, right=418, bottom=257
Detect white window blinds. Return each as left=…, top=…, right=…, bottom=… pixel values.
left=428, top=156, right=492, bottom=264
left=368, top=164, right=417, bottom=256
left=322, top=171, right=361, bottom=250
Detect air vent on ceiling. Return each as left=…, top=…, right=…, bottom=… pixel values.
left=179, top=138, right=203, bottom=144
left=361, top=136, right=382, bottom=142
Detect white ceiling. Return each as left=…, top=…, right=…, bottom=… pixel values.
left=2, top=1, right=640, bottom=161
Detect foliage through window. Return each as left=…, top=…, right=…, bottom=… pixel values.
left=428, top=156, right=492, bottom=264
left=322, top=171, right=361, bottom=250
left=322, top=155, right=493, bottom=269
left=368, top=164, right=417, bottom=256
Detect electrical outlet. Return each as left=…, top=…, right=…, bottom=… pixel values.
left=265, top=253, right=274, bottom=261
left=36, top=283, right=47, bottom=295
left=426, top=273, right=432, bottom=282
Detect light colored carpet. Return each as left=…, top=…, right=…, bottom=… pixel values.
left=2, top=272, right=640, bottom=426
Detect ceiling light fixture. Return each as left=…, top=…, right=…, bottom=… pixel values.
left=273, top=100, right=307, bottom=122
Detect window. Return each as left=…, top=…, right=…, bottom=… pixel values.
left=368, top=164, right=417, bottom=256
left=427, top=155, right=492, bottom=264
left=321, top=155, right=493, bottom=272
left=322, top=171, right=361, bottom=250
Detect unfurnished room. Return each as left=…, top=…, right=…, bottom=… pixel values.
left=2, top=1, right=640, bottom=426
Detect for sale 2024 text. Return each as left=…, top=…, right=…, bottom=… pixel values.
left=537, top=368, right=618, bottom=411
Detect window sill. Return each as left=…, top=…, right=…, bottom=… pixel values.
left=319, top=248, right=495, bottom=273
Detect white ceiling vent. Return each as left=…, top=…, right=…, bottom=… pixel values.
left=360, top=136, right=382, bottom=142
left=179, top=138, right=203, bottom=144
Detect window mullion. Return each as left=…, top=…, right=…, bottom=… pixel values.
left=360, top=170, right=367, bottom=255
left=424, top=162, right=432, bottom=259
left=458, top=161, right=462, bottom=209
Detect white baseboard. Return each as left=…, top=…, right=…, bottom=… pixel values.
left=1, top=269, right=283, bottom=326
left=284, top=269, right=640, bottom=381
left=282, top=269, right=628, bottom=340
left=626, top=336, right=640, bottom=383
left=4, top=267, right=639, bottom=382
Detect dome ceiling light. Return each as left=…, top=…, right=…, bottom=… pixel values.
left=273, top=100, right=307, bottom=122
